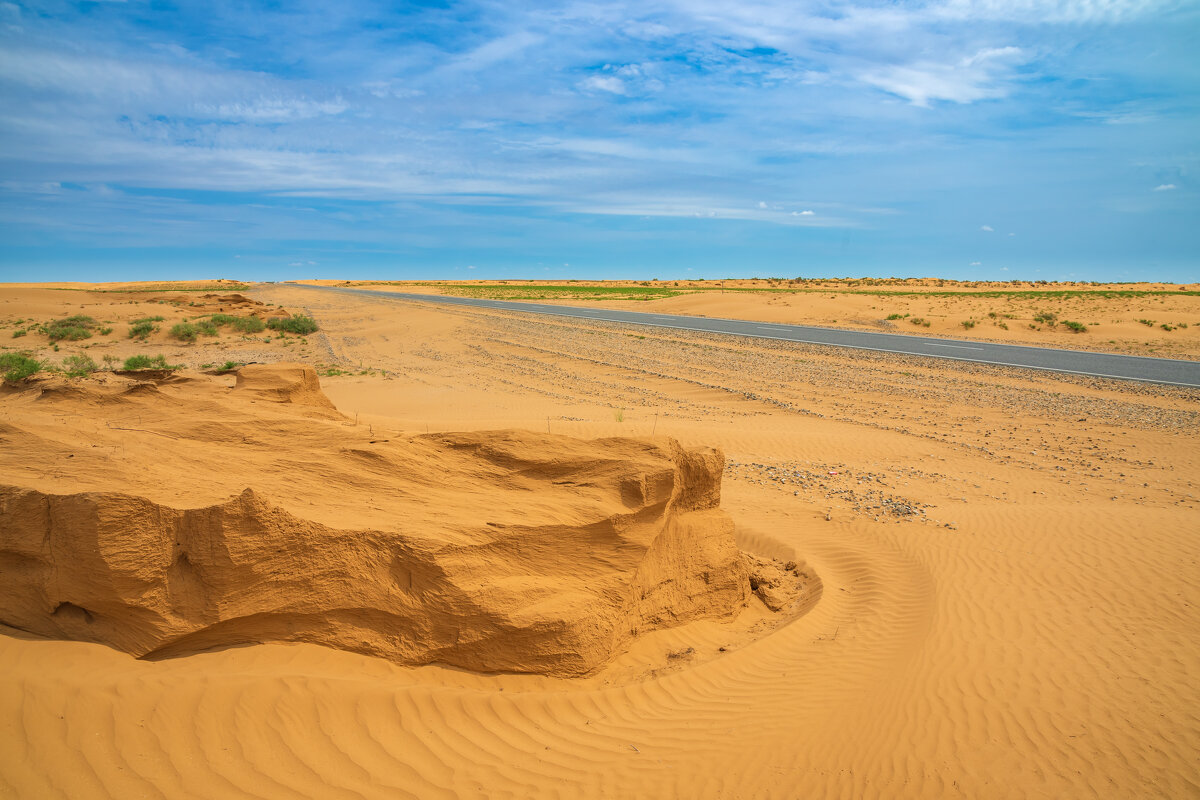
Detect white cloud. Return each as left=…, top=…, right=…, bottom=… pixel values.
left=467, top=264, right=476, bottom=269
left=936, top=0, right=1173, bottom=24
left=860, top=46, right=1025, bottom=107
left=981, top=225, right=994, bottom=231
left=969, top=261, right=981, bottom=265
left=1153, top=183, right=1177, bottom=191
left=758, top=201, right=768, bottom=208
left=792, top=210, right=814, bottom=215
left=580, top=75, right=626, bottom=95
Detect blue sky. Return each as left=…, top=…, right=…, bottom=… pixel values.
left=0, top=0, right=1197, bottom=282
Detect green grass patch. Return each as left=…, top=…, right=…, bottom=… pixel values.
left=0, top=353, right=43, bottom=382
left=1062, top=320, right=1088, bottom=333
left=51, top=283, right=251, bottom=294
left=169, top=322, right=199, bottom=342
left=885, top=313, right=908, bottom=320
left=44, top=315, right=99, bottom=342
left=62, top=354, right=99, bottom=377
left=122, top=354, right=179, bottom=371
left=207, top=313, right=265, bottom=333
left=127, top=316, right=165, bottom=340
left=441, top=284, right=683, bottom=301
left=961, top=320, right=976, bottom=330
left=11, top=329, right=26, bottom=338
left=405, top=282, right=1200, bottom=301
left=266, top=315, right=319, bottom=334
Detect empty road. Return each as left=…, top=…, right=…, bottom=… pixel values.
left=290, top=285, right=1200, bottom=388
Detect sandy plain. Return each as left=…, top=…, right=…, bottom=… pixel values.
left=329, top=278, right=1200, bottom=360
left=1, top=280, right=1199, bottom=799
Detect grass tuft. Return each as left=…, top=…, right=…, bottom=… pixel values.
left=128, top=316, right=165, bottom=340
left=44, top=315, right=99, bottom=342
left=0, top=353, right=43, bottom=382
left=122, top=354, right=180, bottom=371
left=62, top=354, right=99, bottom=377
left=169, top=322, right=199, bottom=342
left=267, top=315, right=319, bottom=334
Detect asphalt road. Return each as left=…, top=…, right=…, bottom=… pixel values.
left=290, top=285, right=1200, bottom=388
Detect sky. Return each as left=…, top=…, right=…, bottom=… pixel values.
left=0, top=0, right=1197, bottom=282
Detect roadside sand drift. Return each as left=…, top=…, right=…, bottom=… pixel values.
left=0, top=364, right=750, bottom=676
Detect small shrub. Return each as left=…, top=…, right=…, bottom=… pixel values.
left=208, top=314, right=265, bottom=333
left=1033, top=311, right=1057, bottom=326
left=0, top=353, right=43, bottom=382
left=961, top=320, right=976, bottom=330
left=996, top=321, right=1009, bottom=330
left=886, top=313, right=908, bottom=320
left=1062, top=320, right=1088, bottom=333
left=1161, top=323, right=1175, bottom=332
left=122, top=354, right=178, bottom=371
left=909, top=317, right=931, bottom=327
left=220, top=360, right=241, bottom=371
left=98, top=327, right=113, bottom=335
left=11, top=329, right=26, bottom=338
left=45, top=315, right=98, bottom=342
left=615, top=408, right=625, bottom=423
left=128, top=316, right=164, bottom=340
left=1137, top=319, right=1155, bottom=327
left=234, top=316, right=265, bottom=333
left=169, top=322, right=198, bottom=342
left=62, top=354, right=98, bottom=377
left=195, top=320, right=220, bottom=337
left=266, top=315, right=318, bottom=335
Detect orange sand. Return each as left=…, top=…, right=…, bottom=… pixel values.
left=2, top=281, right=1198, bottom=798
left=341, top=278, right=1200, bottom=360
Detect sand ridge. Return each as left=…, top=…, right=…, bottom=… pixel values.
left=1, top=364, right=785, bottom=677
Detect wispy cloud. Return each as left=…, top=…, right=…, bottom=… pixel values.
left=0, top=0, right=1196, bottom=280
left=860, top=47, right=1026, bottom=107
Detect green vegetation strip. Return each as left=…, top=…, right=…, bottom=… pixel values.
left=408, top=283, right=1200, bottom=301
left=50, top=283, right=251, bottom=293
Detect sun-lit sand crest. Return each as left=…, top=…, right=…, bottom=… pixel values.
left=1, top=281, right=1198, bottom=798
left=1, top=363, right=818, bottom=678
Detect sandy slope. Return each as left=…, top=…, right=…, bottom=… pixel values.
left=2, top=283, right=1199, bottom=798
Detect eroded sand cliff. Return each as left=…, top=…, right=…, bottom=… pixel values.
left=0, top=365, right=748, bottom=676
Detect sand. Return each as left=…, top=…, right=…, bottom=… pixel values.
left=341, top=278, right=1200, bottom=360
left=2, top=281, right=1199, bottom=798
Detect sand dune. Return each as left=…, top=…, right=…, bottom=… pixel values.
left=1, top=365, right=767, bottom=677
left=1, top=282, right=1198, bottom=798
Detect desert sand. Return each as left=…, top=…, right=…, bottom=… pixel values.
left=336, top=278, right=1200, bottom=360
left=2, top=281, right=1198, bottom=798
